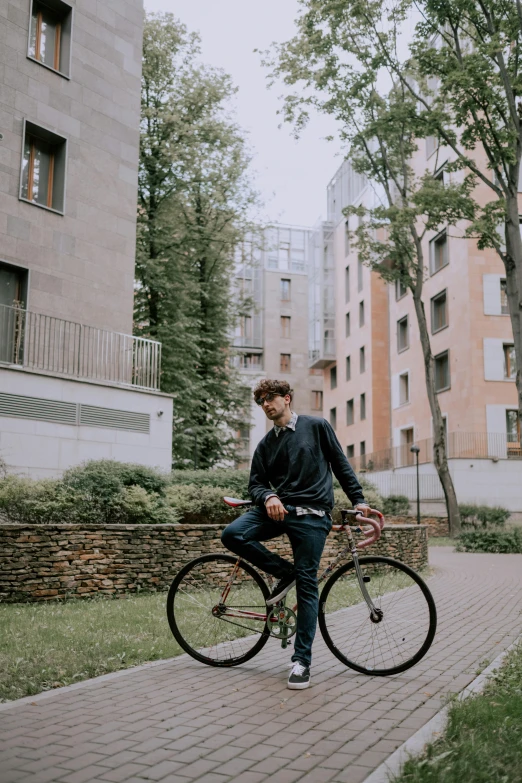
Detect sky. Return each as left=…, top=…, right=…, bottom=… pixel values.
left=143, top=0, right=344, bottom=227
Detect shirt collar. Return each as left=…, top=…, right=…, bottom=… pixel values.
left=274, top=411, right=298, bottom=437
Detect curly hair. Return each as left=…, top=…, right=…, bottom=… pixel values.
left=253, top=379, right=293, bottom=403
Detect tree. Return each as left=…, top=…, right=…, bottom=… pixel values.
left=263, top=0, right=483, bottom=532
left=136, top=13, right=256, bottom=468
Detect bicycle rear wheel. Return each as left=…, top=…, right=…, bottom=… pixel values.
left=318, top=556, right=436, bottom=675
left=167, top=553, right=270, bottom=667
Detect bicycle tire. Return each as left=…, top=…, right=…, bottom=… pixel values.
left=318, top=556, right=437, bottom=676
left=167, top=553, right=271, bottom=667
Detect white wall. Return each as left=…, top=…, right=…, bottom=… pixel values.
left=483, top=274, right=503, bottom=315
left=0, top=368, right=173, bottom=477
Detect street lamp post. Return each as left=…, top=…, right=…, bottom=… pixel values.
left=410, top=445, right=421, bottom=525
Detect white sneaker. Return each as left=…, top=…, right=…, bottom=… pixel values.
left=287, top=661, right=311, bottom=689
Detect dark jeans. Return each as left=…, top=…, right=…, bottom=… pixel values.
left=221, top=507, right=332, bottom=668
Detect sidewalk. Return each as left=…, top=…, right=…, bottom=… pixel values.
left=1, top=547, right=521, bottom=783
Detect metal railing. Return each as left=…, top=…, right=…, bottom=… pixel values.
left=368, top=473, right=445, bottom=501
left=348, top=431, right=522, bottom=474
left=0, top=303, right=162, bottom=391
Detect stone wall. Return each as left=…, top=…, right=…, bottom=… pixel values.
left=386, top=516, right=449, bottom=537
left=0, top=523, right=428, bottom=603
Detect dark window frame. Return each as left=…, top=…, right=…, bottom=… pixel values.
left=346, top=398, right=354, bottom=426
left=431, top=289, right=448, bottom=334
left=397, top=315, right=409, bottom=353
left=430, top=228, right=449, bottom=275
left=19, top=120, right=67, bottom=215
left=27, top=0, right=73, bottom=79
left=434, top=349, right=451, bottom=392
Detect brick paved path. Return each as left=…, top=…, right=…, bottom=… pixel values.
left=1, top=548, right=521, bottom=783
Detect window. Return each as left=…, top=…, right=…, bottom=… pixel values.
left=280, top=316, right=291, bottom=338
left=311, top=391, right=323, bottom=410
left=358, top=258, right=364, bottom=292
left=431, top=289, right=448, bottom=333
left=430, top=229, right=449, bottom=274
left=28, top=0, right=72, bottom=77
left=401, top=427, right=415, bottom=465
left=399, top=372, right=410, bottom=405
left=360, top=441, right=366, bottom=468
left=359, top=301, right=365, bottom=327
left=20, top=121, right=67, bottom=213
left=344, top=220, right=350, bottom=256
left=330, top=407, right=337, bottom=430
left=0, top=262, right=28, bottom=365
left=346, top=399, right=354, bottom=425
left=280, top=353, right=291, bottom=373
left=236, top=353, right=262, bottom=370
left=504, top=344, right=517, bottom=379
left=360, top=393, right=366, bottom=420
left=346, top=355, right=351, bottom=381
left=506, top=410, right=520, bottom=445
left=347, top=444, right=355, bottom=459
left=280, top=279, right=291, bottom=301
left=239, top=316, right=252, bottom=339
left=397, top=316, right=409, bottom=352
left=426, top=135, right=437, bottom=158
left=330, top=365, right=337, bottom=390
left=500, top=279, right=509, bottom=314
left=395, top=279, right=407, bottom=300
left=434, top=350, right=450, bottom=392
left=345, top=312, right=351, bottom=337
left=360, top=346, right=366, bottom=374
left=345, top=266, right=350, bottom=302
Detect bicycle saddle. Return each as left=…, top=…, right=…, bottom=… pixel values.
left=223, top=496, right=253, bottom=507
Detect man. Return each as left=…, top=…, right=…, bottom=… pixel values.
left=221, top=379, right=369, bottom=690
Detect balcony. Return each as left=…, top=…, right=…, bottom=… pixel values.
left=309, top=337, right=336, bottom=369
left=0, top=303, right=162, bottom=391
left=348, top=431, right=522, bottom=474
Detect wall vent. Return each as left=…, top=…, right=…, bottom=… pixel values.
left=79, top=404, right=150, bottom=433
left=0, top=392, right=77, bottom=425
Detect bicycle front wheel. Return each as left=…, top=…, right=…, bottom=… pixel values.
left=319, top=556, right=436, bottom=675
left=167, top=553, right=270, bottom=667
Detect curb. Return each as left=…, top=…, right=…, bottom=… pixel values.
left=362, top=634, right=522, bottom=783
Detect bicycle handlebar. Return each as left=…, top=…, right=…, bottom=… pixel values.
left=332, top=508, right=385, bottom=549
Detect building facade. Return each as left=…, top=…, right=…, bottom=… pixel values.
left=233, top=225, right=324, bottom=463
left=0, top=0, right=173, bottom=477
left=322, top=152, right=522, bottom=509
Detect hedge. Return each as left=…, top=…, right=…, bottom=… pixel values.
left=456, top=528, right=522, bottom=554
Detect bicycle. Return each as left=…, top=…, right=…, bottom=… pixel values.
left=166, top=500, right=437, bottom=676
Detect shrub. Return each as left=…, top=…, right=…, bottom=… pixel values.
left=120, top=485, right=179, bottom=525
left=382, top=495, right=411, bottom=516
left=331, top=479, right=384, bottom=524
left=458, top=504, right=511, bottom=529
left=166, top=484, right=245, bottom=525
left=170, top=469, right=249, bottom=497
left=0, top=476, right=79, bottom=524
left=456, top=529, right=522, bottom=554
left=63, top=459, right=169, bottom=497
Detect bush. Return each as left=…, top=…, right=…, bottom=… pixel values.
left=331, top=478, right=384, bottom=524
left=382, top=495, right=411, bottom=516
left=456, top=528, right=522, bottom=554
left=166, top=484, right=244, bottom=525
left=170, top=469, right=249, bottom=497
left=458, top=504, right=511, bottom=529
left=0, top=460, right=178, bottom=525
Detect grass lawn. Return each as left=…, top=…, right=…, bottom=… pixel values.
left=392, top=643, right=522, bottom=783
left=0, top=593, right=182, bottom=703
left=428, top=537, right=456, bottom=547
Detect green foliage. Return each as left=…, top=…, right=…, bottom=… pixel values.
left=331, top=478, right=383, bottom=523
left=393, top=643, right=522, bottom=782
left=458, top=505, right=511, bottom=530
left=170, top=469, right=250, bottom=497
left=382, top=495, right=411, bottom=516
left=136, top=12, right=257, bottom=469
left=0, top=460, right=178, bottom=525
left=456, top=529, right=522, bottom=555
left=165, top=484, right=244, bottom=525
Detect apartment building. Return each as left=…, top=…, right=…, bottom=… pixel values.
left=321, top=154, right=521, bottom=510
left=233, top=225, right=324, bottom=463
left=0, top=0, right=173, bottom=477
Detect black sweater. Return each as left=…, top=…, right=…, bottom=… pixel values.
left=248, top=415, right=366, bottom=512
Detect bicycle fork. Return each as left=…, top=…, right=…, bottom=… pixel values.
left=341, top=510, right=383, bottom=623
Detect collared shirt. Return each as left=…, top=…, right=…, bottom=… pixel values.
left=273, top=411, right=298, bottom=437
left=267, top=412, right=325, bottom=517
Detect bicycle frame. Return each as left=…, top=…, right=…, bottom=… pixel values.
left=217, top=510, right=381, bottom=628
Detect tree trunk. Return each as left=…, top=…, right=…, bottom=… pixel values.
left=503, top=193, right=522, bottom=448
left=410, top=256, right=462, bottom=535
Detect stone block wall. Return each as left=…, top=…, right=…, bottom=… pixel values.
left=386, top=516, right=449, bottom=537
left=0, top=523, right=428, bottom=603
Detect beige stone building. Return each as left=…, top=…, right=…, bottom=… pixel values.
left=233, top=225, right=324, bottom=463
left=0, top=0, right=173, bottom=477
left=321, top=154, right=522, bottom=510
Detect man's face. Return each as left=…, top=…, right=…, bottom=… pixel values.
left=257, top=392, right=290, bottom=420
